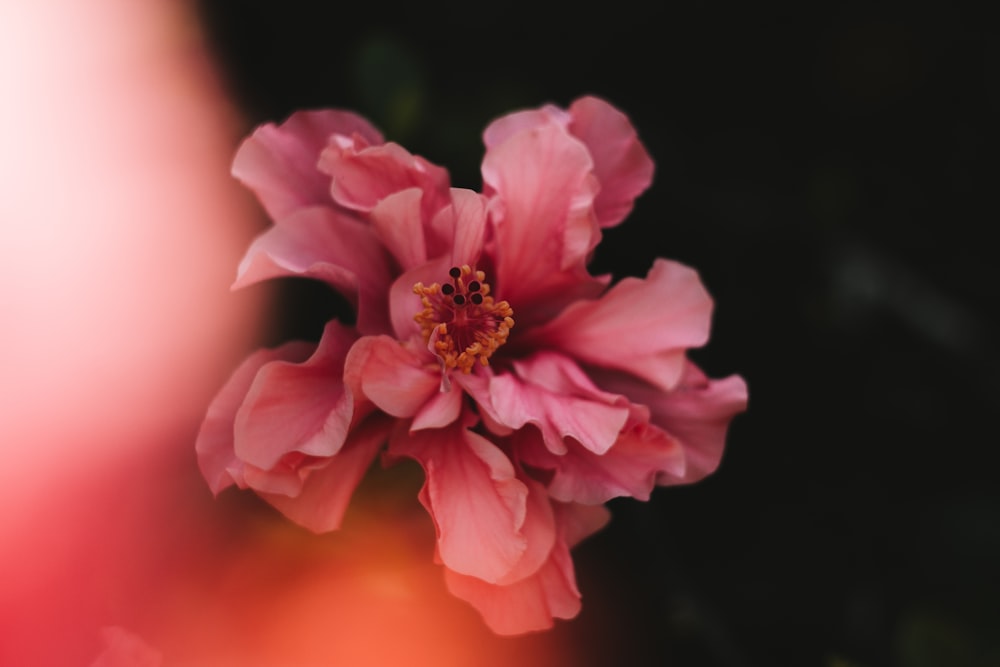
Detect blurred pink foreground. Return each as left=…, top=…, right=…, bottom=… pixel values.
left=1, top=1, right=571, bottom=664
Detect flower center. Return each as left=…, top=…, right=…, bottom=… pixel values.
left=413, top=265, right=514, bottom=374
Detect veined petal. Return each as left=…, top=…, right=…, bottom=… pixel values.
left=233, top=321, right=356, bottom=470
left=232, top=109, right=382, bottom=221
left=320, top=140, right=450, bottom=216
left=195, top=341, right=314, bottom=495
left=567, top=96, right=654, bottom=228
left=460, top=352, right=631, bottom=456
left=260, top=414, right=392, bottom=533
left=482, top=121, right=602, bottom=318
left=527, top=259, right=713, bottom=391
left=388, top=422, right=528, bottom=583
left=233, top=206, right=393, bottom=335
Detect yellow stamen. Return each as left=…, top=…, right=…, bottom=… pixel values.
left=413, top=265, right=514, bottom=374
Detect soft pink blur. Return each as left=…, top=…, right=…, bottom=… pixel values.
left=0, top=1, right=572, bottom=664
left=0, top=0, right=264, bottom=662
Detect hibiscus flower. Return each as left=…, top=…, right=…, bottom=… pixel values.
left=196, top=96, right=748, bottom=634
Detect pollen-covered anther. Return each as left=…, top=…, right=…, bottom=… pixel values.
left=413, top=265, right=514, bottom=373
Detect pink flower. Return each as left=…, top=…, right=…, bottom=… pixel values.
left=196, top=96, right=748, bottom=634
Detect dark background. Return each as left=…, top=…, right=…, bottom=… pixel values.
left=195, top=3, right=998, bottom=666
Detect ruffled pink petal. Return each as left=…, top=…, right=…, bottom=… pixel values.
left=481, top=97, right=653, bottom=229
left=515, top=420, right=685, bottom=504
left=260, top=414, right=392, bottom=533
left=347, top=335, right=441, bottom=418
left=459, top=352, right=631, bottom=456
left=567, top=96, right=655, bottom=228
left=320, top=140, right=450, bottom=217
left=481, top=121, right=603, bottom=320
left=527, top=259, right=713, bottom=391
left=388, top=421, right=529, bottom=583
left=232, top=109, right=382, bottom=221
left=195, top=341, right=314, bottom=495
left=232, top=321, right=356, bottom=470
left=598, top=362, right=748, bottom=483
left=233, top=206, right=393, bottom=335
left=443, top=501, right=607, bottom=635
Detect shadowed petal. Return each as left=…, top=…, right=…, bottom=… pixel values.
left=233, top=206, right=393, bottom=335
left=195, top=341, right=314, bottom=495
left=233, top=321, right=357, bottom=471
left=260, top=414, right=393, bottom=533
left=389, top=422, right=528, bottom=583
left=527, top=259, right=713, bottom=391
left=232, top=109, right=382, bottom=221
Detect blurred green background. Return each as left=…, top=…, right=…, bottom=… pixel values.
left=196, top=3, right=999, bottom=665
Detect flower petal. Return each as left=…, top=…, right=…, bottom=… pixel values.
left=527, top=259, right=713, bottom=391
left=598, top=362, right=749, bottom=483
left=460, top=352, right=631, bottom=456
left=388, top=422, right=528, bottom=583
left=320, top=140, right=450, bottom=216
left=442, top=501, right=606, bottom=635
left=387, top=255, right=453, bottom=341
left=567, top=96, right=654, bottom=228
left=347, top=335, right=440, bottom=418
left=233, top=206, right=393, bottom=335
left=232, top=109, right=382, bottom=221
left=260, top=414, right=392, bottom=533
left=232, top=321, right=356, bottom=472
left=515, top=421, right=685, bottom=504
left=481, top=121, right=603, bottom=322
left=195, top=341, right=314, bottom=495
left=427, top=188, right=488, bottom=268
left=481, top=104, right=570, bottom=149
left=369, top=187, right=428, bottom=270
left=410, top=384, right=464, bottom=431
